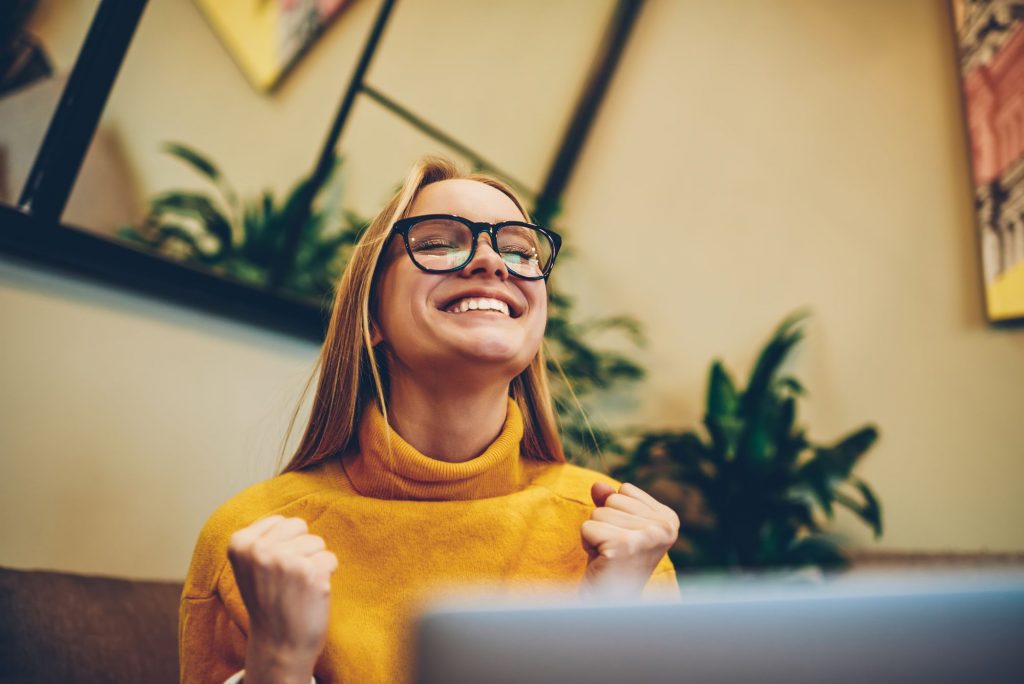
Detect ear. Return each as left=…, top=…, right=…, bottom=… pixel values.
left=370, top=322, right=384, bottom=346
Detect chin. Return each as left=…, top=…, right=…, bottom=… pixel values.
left=441, top=331, right=529, bottom=369
left=459, top=337, right=524, bottom=363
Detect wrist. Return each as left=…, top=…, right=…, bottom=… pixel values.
left=244, top=634, right=319, bottom=684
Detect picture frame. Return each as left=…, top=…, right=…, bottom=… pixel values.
left=950, top=0, right=1024, bottom=323
left=193, top=0, right=352, bottom=93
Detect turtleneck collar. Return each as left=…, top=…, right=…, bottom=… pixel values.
left=340, top=398, right=525, bottom=501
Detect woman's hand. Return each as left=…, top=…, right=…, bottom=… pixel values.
left=579, top=482, right=679, bottom=600
left=227, top=515, right=338, bottom=684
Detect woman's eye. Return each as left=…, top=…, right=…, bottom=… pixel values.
left=412, top=239, right=458, bottom=252
left=500, top=245, right=537, bottom=261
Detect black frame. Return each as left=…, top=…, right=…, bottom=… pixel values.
left=391, top=214, right=562, bottom=280
left=0, top=0, right=644, bottom=340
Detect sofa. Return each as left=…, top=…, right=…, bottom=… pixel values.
left=0, top=565, right=181, bottom=683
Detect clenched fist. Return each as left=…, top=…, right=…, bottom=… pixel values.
left=227, top=515, right=338, bottom=684
left=580, top=482, right=679, bottom=600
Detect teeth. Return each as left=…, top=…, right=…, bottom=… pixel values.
left=445, top=297, right=512, bottom=316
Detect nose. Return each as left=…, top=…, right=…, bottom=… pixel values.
left=460, top=233, right=509, bottom=281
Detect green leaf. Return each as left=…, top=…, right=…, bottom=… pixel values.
left=778, top=376, right=807, bottom=396
left=706, top=361, right=739, bottom=420
left=856, top=480, right=883, bottom=538
left=149, top=224, right=216, bottom=262
left=803, top=426, right=878, bottom=485
left=834, top=479, right=883, bottom=539
left=797, top=469, right=835, bottom=518
left=775, top=429, right=808, bottom=467
left=703, top=415, right=732, bottom=463
left=161, top=142, right=241, bottom=232
left=149, top=192, right=232, bottom=257
left=829, top=426, right=879, bottom=473
left=116, top=226, right=152, bottom=246
left=163, top=142, right=221, bottom=181
left=740, top=311, right=808, bottom=419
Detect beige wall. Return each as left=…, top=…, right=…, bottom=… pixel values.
left=28, top=0, right=612, bottom=223
left=559, top=0, right=1024, bottom=551
left=2, top=0, right=1021, bottom=581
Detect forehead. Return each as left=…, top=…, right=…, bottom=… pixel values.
left=408, top=179, right=526, bottom=223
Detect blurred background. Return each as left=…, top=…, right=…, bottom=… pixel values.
left=1, top=0, right=1022, bottom=583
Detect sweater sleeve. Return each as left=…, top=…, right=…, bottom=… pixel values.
left=179, top=591, right=248, bottom=684
left=179, top=503, right=252, bottom=684
left=642, top=552, right=681, bottom=600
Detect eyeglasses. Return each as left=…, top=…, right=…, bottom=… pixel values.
left=389, top=214, right=562, bottom=280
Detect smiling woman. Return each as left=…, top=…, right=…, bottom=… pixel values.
left=178, top=157, right=681, bottom=684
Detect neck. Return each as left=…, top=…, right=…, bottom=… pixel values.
left=385, top=368, right=510, bottom=464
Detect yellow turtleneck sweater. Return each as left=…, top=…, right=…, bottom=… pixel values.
left=179, top=400, right=679, bottom=684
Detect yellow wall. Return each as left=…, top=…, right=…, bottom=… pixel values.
left=2, top=0, right=1021, bottom=580
left=559, top=0, right=1024, bottom=552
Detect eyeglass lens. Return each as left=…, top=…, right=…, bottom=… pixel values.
left=406, top=218, right=553, bottom=278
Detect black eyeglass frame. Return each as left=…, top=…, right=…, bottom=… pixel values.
left=389, top=214, right=563, bottom=280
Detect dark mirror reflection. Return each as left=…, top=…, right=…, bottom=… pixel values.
left=0, top=0, right=99, bottom=212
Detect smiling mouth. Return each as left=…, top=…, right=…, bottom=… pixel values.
left=441, top=296, right=519, bottom=318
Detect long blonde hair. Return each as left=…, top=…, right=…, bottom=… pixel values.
left=281, top=157, right=565, bottom=473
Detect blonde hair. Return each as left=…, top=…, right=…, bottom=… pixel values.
left=281, top=156, right=565, bottom=473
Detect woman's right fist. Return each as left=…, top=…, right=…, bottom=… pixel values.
left=227, top=515, right=338, bottom=682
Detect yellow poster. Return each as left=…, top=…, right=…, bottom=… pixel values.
left=194, top=0, right=352, bottom=92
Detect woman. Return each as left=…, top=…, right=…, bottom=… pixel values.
left=179, top=157, right=680, bottom=684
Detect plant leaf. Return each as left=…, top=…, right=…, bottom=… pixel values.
left=740, top=311, right=808, bottom=418
left=706, top=361, right=738, bottom=420
left=834, top=478, right=883, bottom=538
left=149, top=192, right=232, bottom=257
left=163, top=142, right=221, bottom=181
left=803, top=426, right=878, bottom=484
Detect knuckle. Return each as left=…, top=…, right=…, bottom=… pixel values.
left=658, top=518, right=678, bottom=538
left=296, top=560, right=317, bottom=582
left=623, top=533, right=642, bottom=556
left=250, top=540, right=274, bottom=567
left=321, top=551, right=339, bottom=571
left=275, top=554, right=301, bottom=575
left=227, top=532, right=248, bottom=555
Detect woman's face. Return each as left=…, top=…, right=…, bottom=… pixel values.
left=374, top=179, right=548, bottom=382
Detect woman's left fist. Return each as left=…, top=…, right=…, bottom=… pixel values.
left=580, top=482, right=679, bottom=600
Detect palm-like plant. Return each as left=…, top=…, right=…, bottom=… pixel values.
left=119, top=143, right=363, bottom=298
left=613, top=313, right=882, bottom=572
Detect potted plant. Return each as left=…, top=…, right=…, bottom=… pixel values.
left=119, top=143, right=363, bottom=299
left=613, top=313, right=882, bottom=573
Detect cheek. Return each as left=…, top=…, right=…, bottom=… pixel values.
left=375, top=269, right=411, bottom=341
left=525, top=284, right=548, bottom=338
left=376, top=266, right=435, bottom=346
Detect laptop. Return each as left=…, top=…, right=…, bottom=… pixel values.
left=413, top=572, right=1024, bottom=683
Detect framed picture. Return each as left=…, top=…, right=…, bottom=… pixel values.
left=194, top=0, right=352, bottom=93
left=951, top=0, right=1024, bottom=323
